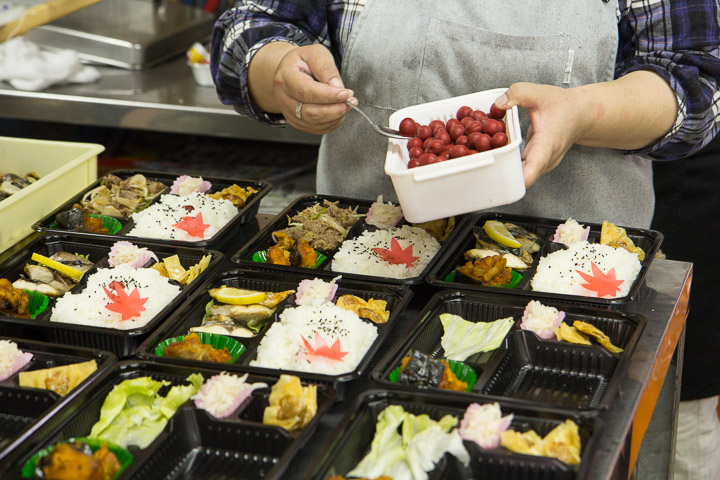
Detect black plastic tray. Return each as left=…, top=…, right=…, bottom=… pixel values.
left=0, top=233, right=223, bottom=357
left=0, top=360, right=334, bottom=480
left=136, top=268, right=413, bottom=400
left=304, top=389, right=599, bottom=480
left=426, top=212, right=663, bottom=305
left=31, top=169, right=271, bottom=250
left=371, top=290, right=645, bottom=412
left=231, top=194, right=468, bottom=285
left=0, top=336, right=115, bottom=462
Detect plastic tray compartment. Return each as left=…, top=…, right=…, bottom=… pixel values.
left=0, top=360, right=334, bottom=480
left=305, top=389, right=598, bottom=480
left=371, top=290, right=645, bottom=412
left=0, top=336, right=115, bottom=461
left=31, top=169, right=271, bottom=250
left=426, top=212, right=663, bottom=305
left=136, top=268, right=413, bottom=400
left=0, top=136, right=103, bottom=254
left=232, top=193, right=468, bottom=286
left=0, top=233, right=224, bottom=357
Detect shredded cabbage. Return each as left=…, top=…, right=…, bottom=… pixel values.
left=366, top=195, right=403, bottom=230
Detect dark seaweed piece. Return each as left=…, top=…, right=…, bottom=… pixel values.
left=398, top=350, right=445, bottom=388
left=55, top=207, right=84, bottom=231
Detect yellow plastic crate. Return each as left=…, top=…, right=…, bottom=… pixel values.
left=0, top=136, right=104, bottom=253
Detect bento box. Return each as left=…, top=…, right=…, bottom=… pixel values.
left=384, top=89, right=525, bottom=223
left=0, top=360, right=335, bottom=480
left=304, top=389, right=599, bottom=480
left=0, top=136, right=102, bottom=253
left=427, top=212, right=663, bottom=305
left=371, top=290, right=645, bottom=412
left=0, top=337, right=115, bottom=462
left=136, top=268, right=413, bottom=400
left=232, top=193, right=467, bottom=286
left=31, top=169, right=271, bottom=250
left=0, top=233, right=223, bottom=357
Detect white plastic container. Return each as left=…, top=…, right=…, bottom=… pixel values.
left=384, top=88, right=525, bottom=223
left=188, top=61, right=214, bottom=87
left=0, top=136, right=103, bottom=252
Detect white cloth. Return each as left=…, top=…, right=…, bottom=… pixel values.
left=675, top=396, right=720, bottom=480
left=0, top=37, right=100, bottom=91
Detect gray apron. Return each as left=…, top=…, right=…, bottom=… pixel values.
left=316, top=0, right=654, bottom=228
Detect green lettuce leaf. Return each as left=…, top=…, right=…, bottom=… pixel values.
left=89, top=374, right=203, bottom=449
left=439, top=313, right=515, bottom=361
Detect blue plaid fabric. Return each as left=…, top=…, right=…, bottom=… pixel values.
left=212, top=0, right=720, bottom=159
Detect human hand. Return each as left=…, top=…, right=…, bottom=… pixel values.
left=272, top=44, right=356, bottom=134
left=493, top=82, right=591, bottom=188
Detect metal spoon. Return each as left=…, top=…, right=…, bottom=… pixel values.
left=345, top=100, right=407, bottom=139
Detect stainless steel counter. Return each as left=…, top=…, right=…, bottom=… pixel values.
left=0, top=55, right=321, bottom=144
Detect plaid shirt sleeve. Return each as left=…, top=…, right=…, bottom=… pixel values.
left=210, top=0, right=335, bottom=125
left=616, top=0, right=720, bottom=159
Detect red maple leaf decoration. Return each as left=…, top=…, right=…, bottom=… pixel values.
left=576, top=262, right=625, bottom=298
left=301, top=332, right=349, bottom=361
left=103, top=280, right=149, bottom=320
left=173, top=212, right=210, bottom=238
left=372, top=237, right=420, bottom=268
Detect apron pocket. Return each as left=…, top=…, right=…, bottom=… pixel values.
left=418, top=17, right=577, bottom=103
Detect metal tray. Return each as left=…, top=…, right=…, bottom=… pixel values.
left=24, top=0, right=215, bottom=70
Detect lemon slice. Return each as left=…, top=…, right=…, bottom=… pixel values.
left=209, top=286, right=266, bottom=305
left=31, top=253, right=84, bottom=281
left=483, top=220, right=522, bottom=249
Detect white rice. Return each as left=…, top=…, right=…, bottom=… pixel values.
left=530, top=241, right=642, bottom=298
left=127, top=191, right=237, bottom=241
left=331, top=225, right=440, bottom=279
left=251, top=303, right=378, bottom=375
left=50, top=263, right=182, bottom=330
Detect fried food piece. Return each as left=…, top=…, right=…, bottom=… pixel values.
left=501, top=429, right=545, bottom=456
left=554, top=322, right=592, bottom=346
left=0, top=277, right=30, bottom=318
left=271, top=231, right=295, bottom=250
left=413, top=217, right=456, bottom=242
left=573, top=320, right=623, bottom=353
left=600, top=221, right=645, bottom=261
left=335, top=295, right=390, bottom=324
left=542, top=420, right=582, bottom=465
left=263, top=375, right=317, bottom=432
left=41, top=443, right=104, bottom=480
left=20, top=360, right=98, bottom=397
left=93, top=444, right=122, bottom=480
left=458, top=255, right=513, bottom=286
left=439, top=360, right=469, bottom=392
left=208, top=184, right=258, bottom=207
left=294, top=238, right=318, bottom=268
left=163, top=333, right=232, bottom=363
left=267, top=245, right=291, bottom=265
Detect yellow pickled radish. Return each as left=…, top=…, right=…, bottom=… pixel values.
left=31, top=253, right=84, bottom=281
left=483, top=220, right=522, bottom=249
left=210, top=286, right=266, bottom=305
